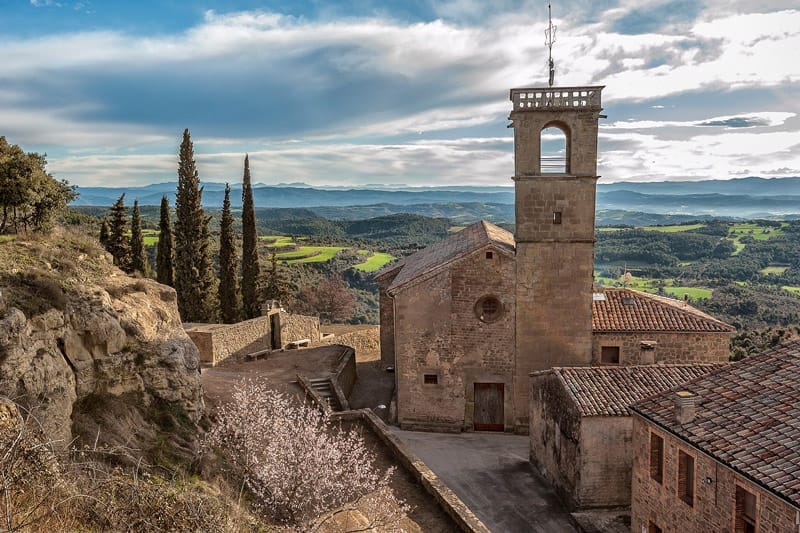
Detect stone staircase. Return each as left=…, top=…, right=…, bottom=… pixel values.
left=307, top=377, right=342, bottom=411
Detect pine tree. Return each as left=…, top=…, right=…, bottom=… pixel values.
left=129, top=199, right=150, bottom=276
left=106, top=194, right=130, bottom=271
left=156, top=195, right=175, bottom=287
left=174, top=129, right=216, bottom=322
left=241, top=154, right=261, bottom=319
left=218, top=184, right=240, bottom=323
left=99, top=218, right=110, bottom=247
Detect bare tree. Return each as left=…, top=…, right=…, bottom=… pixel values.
left=296, top=275, right=356, bottom=323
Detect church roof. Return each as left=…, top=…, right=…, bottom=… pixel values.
left=592, top=288, right=734, bottom=333
left=631, top=339, right=800, bottom=510
left=385, top=220, right=514, bottom=293
left=539, top=364, right=724, bottom=417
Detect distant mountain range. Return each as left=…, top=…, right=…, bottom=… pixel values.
left=73, top=176, right=800, bottom=220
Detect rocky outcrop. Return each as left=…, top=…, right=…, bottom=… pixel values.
left=0, top=234, right=203, bottom=453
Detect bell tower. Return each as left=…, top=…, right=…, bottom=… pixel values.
left=510, top=86, right=604, bottom=429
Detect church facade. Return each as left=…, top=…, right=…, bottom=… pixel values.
left=377, top=85, right=733, bottom=433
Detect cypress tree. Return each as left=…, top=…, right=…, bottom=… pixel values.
left=106, top=193, right=130, bottom=271
left=241, top=154, right=261, bottom=319
left=218, top=184, right=240, bottom=323
left=174, top=129, right=216, bottom=322
left=156, top=195, right=175, bottom=286
left=262, top=249, right=290, bottom=305
left=99, top=218, right=110, bottom=247
left=129, top=199, right=149, bottom=276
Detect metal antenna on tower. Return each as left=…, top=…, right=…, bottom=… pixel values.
left=545, top=2, right=557, bottom=87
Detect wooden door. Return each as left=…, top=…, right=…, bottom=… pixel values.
left=270, top=313, right=281, bottom=349
left=474, top=383, right=504, bottom=431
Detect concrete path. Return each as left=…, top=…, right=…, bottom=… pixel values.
left=389, top=429, right=578, bottom=533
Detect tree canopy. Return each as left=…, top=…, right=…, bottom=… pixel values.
left=0, top=136, right=76, bottom=233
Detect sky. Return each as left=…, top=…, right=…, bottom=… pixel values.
left=1, top=0, right=798, bottom=188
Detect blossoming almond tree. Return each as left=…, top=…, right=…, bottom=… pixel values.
left=204, top=379, right=408, bottom=529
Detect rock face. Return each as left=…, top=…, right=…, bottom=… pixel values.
left=0, top=238, right=203, bottom=451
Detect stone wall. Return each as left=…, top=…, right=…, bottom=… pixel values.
left=630, top=415, right=799, bottom=532
left=592, top=331, right=730, bottom=365
left=529, top=372, right=582, bottom=507
left=394, top=246, right=515, bottom=432
left=318, top=326, right=379, bottom=354
left=579, top=417, right=634, bottom=508
left=377, top=269, right=400, bottom=369
left=279, top=313, right=320, bottom=346
left=185, top=312, right=321, bottom=366
left=185, top=315, right=273, bottom=366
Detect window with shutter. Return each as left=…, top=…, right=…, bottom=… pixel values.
left=678, top=450, right=694, bottom=506
left=649, top=433, right=664, bottom=484
left=735, top=485, right=757, bottom=532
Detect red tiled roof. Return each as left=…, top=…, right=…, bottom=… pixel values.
left=545, top=364, right=724, bottom=417
left=386, top=220, right=514, bottom=292
left=592, top=288, right=734, bottom=333
left=631, top=339, right=800, bottom=509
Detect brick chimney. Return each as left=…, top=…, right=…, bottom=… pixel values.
left=675, top=390, right=698, bottom=424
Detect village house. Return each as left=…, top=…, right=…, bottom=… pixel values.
left=529, top=364, right=723, bottom=510
left=629, top=339, right=800, bottom=532
left=377, top=84, right=733, bottom=433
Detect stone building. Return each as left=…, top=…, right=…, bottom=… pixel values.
left=529, top=364, right=723, bottom=509
left=629, top=340, right=800, bottom=532
left=376, top=220, right=516, bottom=432
left=591, top=288, right=733, bottom=365
left=377, top=84, right=733, bottom=433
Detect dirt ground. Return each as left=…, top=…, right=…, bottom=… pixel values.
left=200, top=336, right=456, bottom=532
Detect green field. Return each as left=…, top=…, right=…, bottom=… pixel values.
left=595, top=274, right=711, bottom=300
left=783, top=286, right=800, bottom=295
left=354, top=252, right=396, bottom=272
left=142, top=229, right=159, bottom=246
left=663, top=286, right=712, bottom=299
left=729, top=223, right=785, bottom=254
left=261, top=235, right=296, bottom=247
left=275, top=246, right=346, bottom=264
left=761, top=265, right=789, bottom=275
left=644, top=223, right=706, bottom=233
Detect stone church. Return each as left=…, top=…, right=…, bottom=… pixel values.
left=376, top=85, right=733, bottom=434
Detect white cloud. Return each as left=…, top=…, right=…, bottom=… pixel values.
left=1, top=4, right=798, bottom=186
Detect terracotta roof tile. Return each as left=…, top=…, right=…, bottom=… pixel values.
left=592, top=288, right=734, bottom=333
left=631, top=339, right=800, bottom=509
left=387, top=220, right=514, bottom=292
left=545, top=364, right=724, bottom=417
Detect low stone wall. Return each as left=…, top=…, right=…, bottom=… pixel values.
left=318, top=326, right=380, bottom=354
left=185, top=315, right=271, bottom=365
left=331, top=409, right=489, bottom=533
left=334, top=346, right=357, bottom=398
left=279, top=314, right=321, bottom=346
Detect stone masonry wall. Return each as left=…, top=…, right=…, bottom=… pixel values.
left=631, top=415, right=799, bottom=532
left=279, top=313, right=321, bottom=346
left=377, top=269, right=400, bottom=369
left=395, top=246, right=515, bottom=432
left=529, top=372, right=582, bottom=507
left=579, top=416, right=634, bottom=508
left=592, top=331, right=730, bottom=365
left=185, top=315, right=272, bottom=365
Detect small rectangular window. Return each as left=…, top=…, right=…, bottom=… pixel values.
left=678, top=450, right=695, bottom=506
left=649, top=433, right=664, bottom=484
left=601, top=346, right=620, bottom=364
left=423, top=374, right=438, bottom=385
left=486, top=251, right=493, bottom=259
left=735, top=485, right=757, bottom=533
left=553, top=211, right=562, bottom=224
